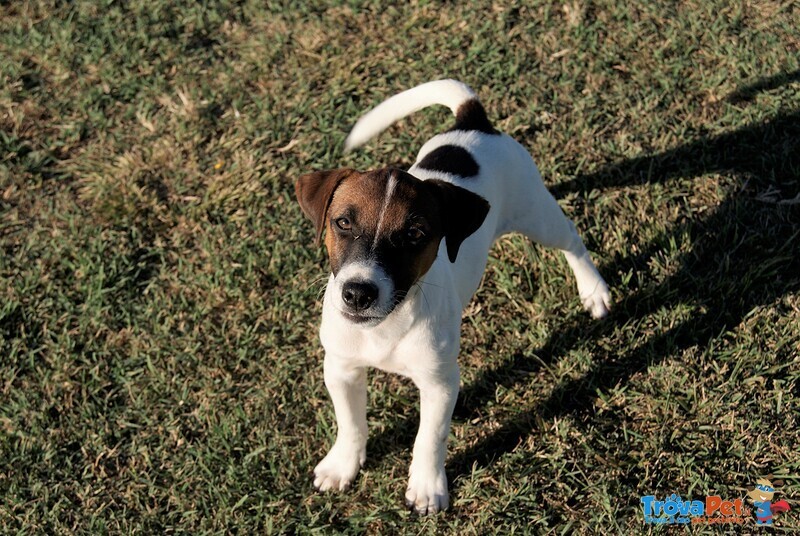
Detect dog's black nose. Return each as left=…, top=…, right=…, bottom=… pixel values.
left=342, top=281, right=379, bottom=311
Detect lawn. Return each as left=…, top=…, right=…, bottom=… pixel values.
left=1, top=0, right=798, bottom=533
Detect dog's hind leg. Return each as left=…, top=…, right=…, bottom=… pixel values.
left=511, top=182, right=611, bottom=319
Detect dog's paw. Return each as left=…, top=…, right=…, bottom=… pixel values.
left=580, top=280, right=612, bottom=319
left=405, top=465, right=449, bottom=515
left=312, top=445, right=365, bottom=492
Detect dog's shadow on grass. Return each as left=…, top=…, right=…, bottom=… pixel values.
left=366, top=71, right=800, bottom=487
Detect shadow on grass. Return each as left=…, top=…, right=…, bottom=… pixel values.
left=725, top=69, right=800, bottom=104
left=366, top=74, right=800, bottom=486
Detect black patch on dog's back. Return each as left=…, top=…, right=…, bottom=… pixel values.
left=417, top=145, right=479, bottom=178
left=450, top=99, right=499, bottom=135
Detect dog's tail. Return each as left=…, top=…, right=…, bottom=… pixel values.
left=344, top=79, right=494, bottom=151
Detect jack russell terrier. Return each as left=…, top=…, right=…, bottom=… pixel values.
left=295, top=80, right=611, bottom=514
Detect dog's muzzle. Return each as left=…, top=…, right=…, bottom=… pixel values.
left=333, top=262, right=395, bottom=325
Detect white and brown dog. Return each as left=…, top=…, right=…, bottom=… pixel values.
left=295, top=80, right=611, bottom=514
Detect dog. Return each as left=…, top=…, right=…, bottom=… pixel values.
left=295, top=80, right=611, bottom=514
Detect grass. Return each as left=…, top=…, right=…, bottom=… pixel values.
left=1, top=0, right=798, bottom=533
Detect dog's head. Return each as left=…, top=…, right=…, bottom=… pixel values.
left=296, top=168, right=489, bottom=326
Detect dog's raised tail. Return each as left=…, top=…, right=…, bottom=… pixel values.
left=344, top=79, right=493, bottom=151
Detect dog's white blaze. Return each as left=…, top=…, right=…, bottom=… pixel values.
left=371, top=172, right=398, bottom=250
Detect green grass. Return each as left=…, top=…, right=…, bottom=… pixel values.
left=1, top=0, right=799, bottom=533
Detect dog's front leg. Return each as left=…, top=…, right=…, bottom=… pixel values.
left=406, top=362, right=459, bottom=515
left=313, top=355, right=367, bottom=492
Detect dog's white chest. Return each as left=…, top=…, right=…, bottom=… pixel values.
left=319, top=265, right=461, bottom=377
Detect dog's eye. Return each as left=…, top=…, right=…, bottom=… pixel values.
left=406, top=227, right=425, bottom=243
left=335, top=217, right=351, bottom=231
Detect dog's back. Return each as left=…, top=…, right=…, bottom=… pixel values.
left=345, top=79, right=554, bottom=233
left=344, top=80, right=574, bottom=303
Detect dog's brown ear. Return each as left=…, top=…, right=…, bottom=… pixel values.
left=295, top=169, right=356, bottom=245
left=773, top=479, right=784, bottom=487
left=426, top=179, right=490, bottom=263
